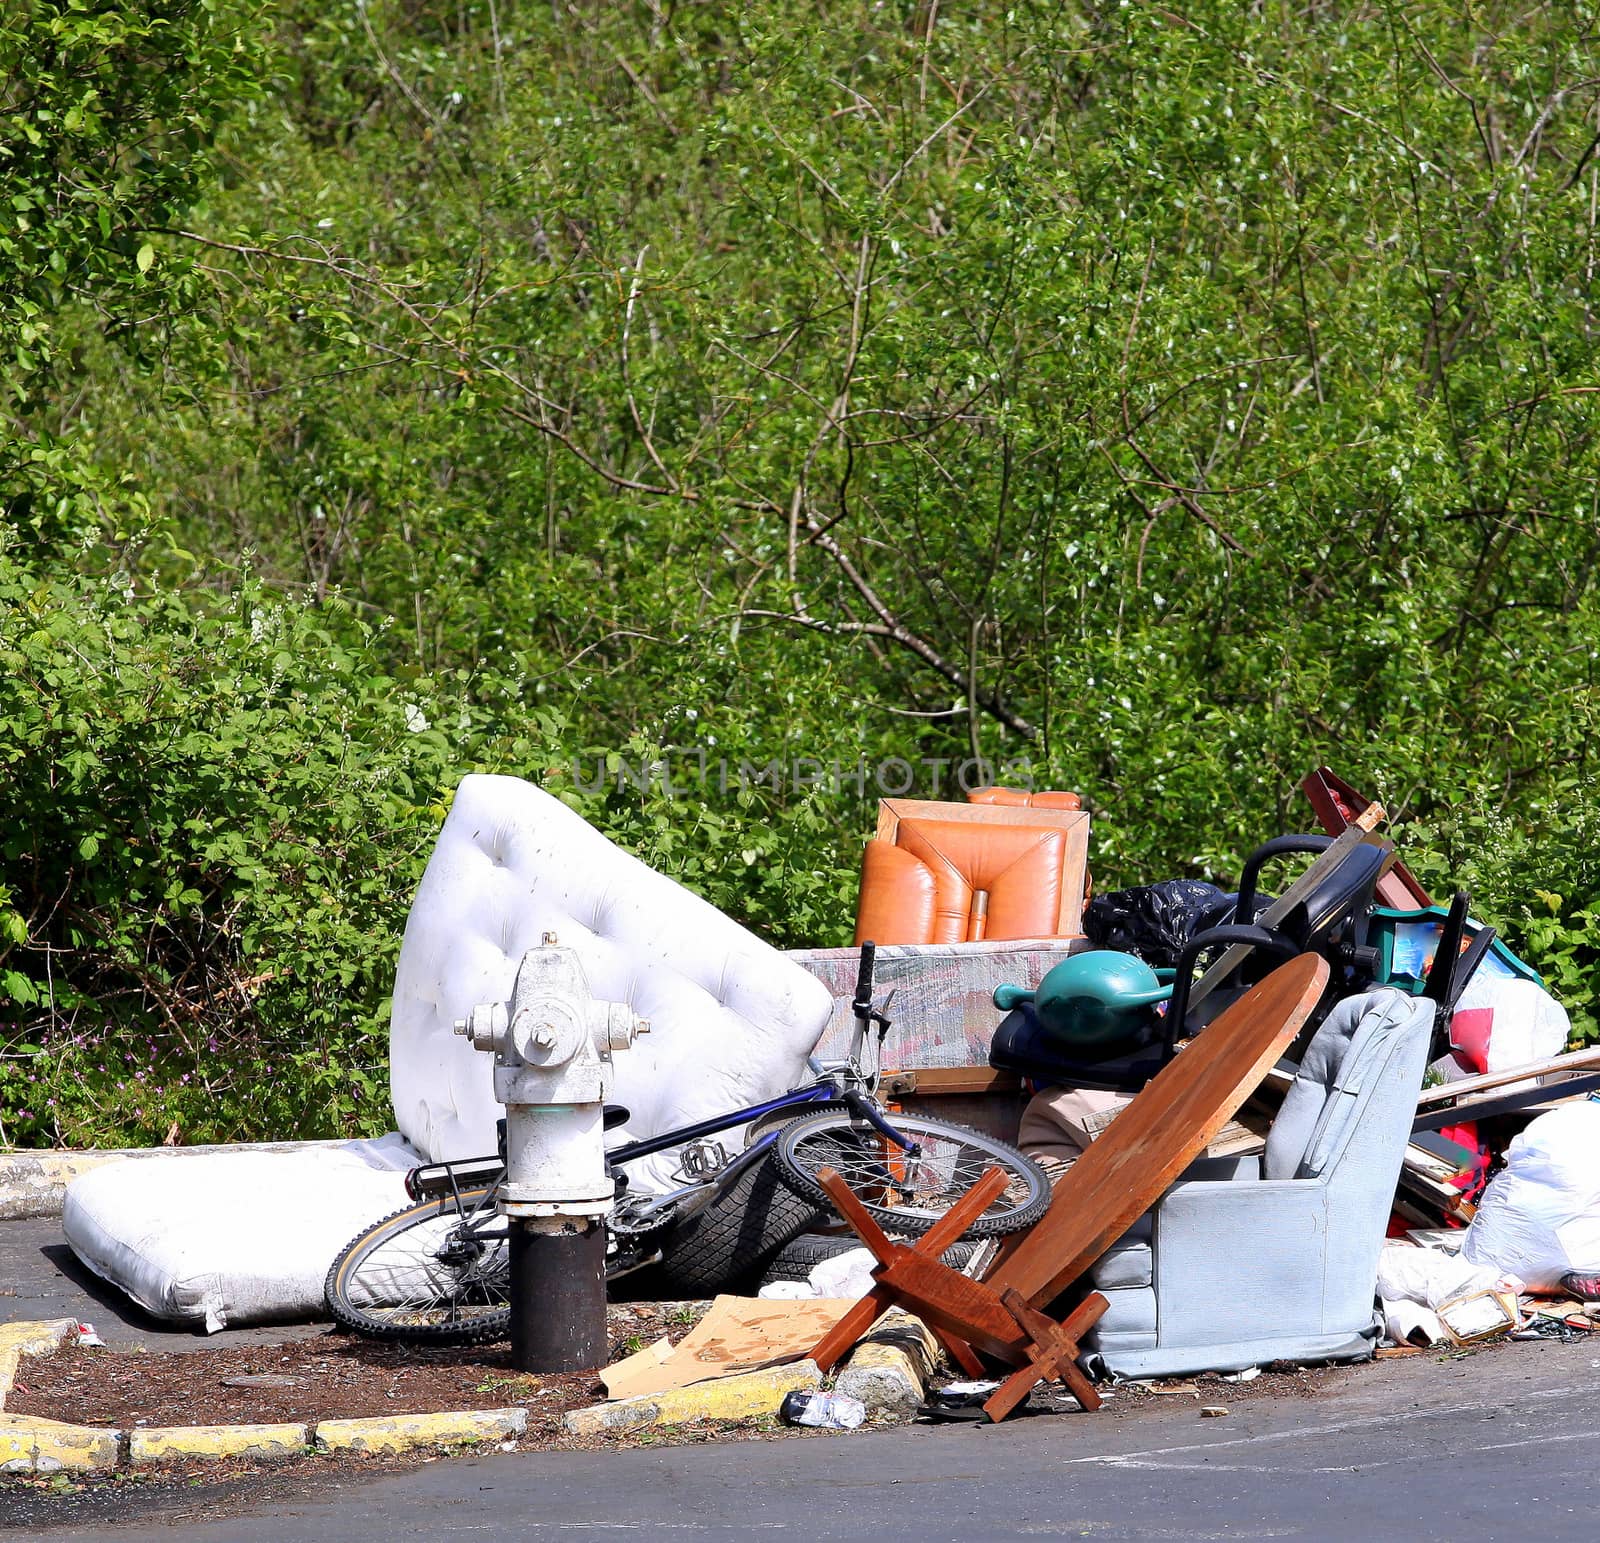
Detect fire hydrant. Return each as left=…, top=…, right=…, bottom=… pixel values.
left=455, top=934, right=648, bottom=1371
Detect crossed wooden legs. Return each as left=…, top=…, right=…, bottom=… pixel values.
left=807, top=1164, right=1108, bottom=1422
left=985, top=1287, right=1106, bottom=1423
left=808, top=1165, right=1002, bottom=1378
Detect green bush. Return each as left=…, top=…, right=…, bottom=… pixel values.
left=0, top=556, right=503, bottom=1146
left=1399, top=781, right=1600, bottom=1046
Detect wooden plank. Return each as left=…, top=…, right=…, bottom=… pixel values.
left=986, top=953, right=1329, bottom=1305
left=1414, top=1046, right=1600, bottom=1107
left=1301, top=767, right=1432, bottom=909
left=882, top=1066, right=1023, bottom=1096
left=1187, top=805, right=1384, bottom=1012
left=1413, top=1076, right=1600, bottom=1133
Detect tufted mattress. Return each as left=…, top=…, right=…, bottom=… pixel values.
left=390, top=774, right=836, bottom=1191
left=63, top=775, right=836, bottom=1327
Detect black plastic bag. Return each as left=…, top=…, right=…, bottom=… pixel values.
left=1083, top=880, right=1235, bottom=968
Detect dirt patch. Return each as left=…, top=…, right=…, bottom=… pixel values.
left=6, top=1300, right=707, bottom=1429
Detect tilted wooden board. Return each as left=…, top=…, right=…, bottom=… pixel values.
left=986, top=952, right=1330, bottom=1306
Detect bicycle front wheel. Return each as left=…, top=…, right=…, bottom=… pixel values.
left=771, top=1110, right=1051, bottom=1239
left=325, top=1186, right=511, bottom=1344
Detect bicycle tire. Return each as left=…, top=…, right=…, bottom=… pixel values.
left=325, top=1186, right=512, bottom=1344
left=772, top=1109, right=1051, bottom=1239
left=647, top=1152, right=826, bottom=1297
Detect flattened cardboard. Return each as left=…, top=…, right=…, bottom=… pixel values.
left=601, top=1295, right=858, bottom=1400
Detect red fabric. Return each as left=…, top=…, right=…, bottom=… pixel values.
left=1438, top=1119, right=1493, bottom=1209
left=1450, top=1006, right=1495, bottom=1074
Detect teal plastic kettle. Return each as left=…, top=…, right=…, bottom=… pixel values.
left=993, top=950, right=1171, bottom=1056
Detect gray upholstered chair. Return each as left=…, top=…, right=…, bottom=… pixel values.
left=1081, top=987, right=1435, bottom=1379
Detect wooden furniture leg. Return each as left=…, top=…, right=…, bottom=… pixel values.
left=808, top=1164, right=1008, bottom=1373
left=980, top=1288, right=1108, bottom=1423
left=806, top=955, right=1329, bottom=1423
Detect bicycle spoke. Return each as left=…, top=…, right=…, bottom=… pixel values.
left=348, top=1213, right=510, bottom=1327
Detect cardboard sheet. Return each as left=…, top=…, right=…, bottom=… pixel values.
left=601, top=1295, right=858, bottom=1400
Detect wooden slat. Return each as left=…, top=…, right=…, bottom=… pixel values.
left=882, top=1066, right=1023, bottom=1097
left=1414, top=1046, right=1600, bottom=1107
left=986, top=954, right=1329, bottom=1305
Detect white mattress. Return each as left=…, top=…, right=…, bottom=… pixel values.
left=63, top=776, right=835, bottom=1327
left=390, top=775, right=835, bottom=1190
left=62, top=1137, right=418, bottom=1332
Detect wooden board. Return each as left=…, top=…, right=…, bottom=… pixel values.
left=1187, top=805, right=1384, bottom=1012
left=1414, top=1046, right=1600, bottom=1107
left=985, top=953, right=1329, bottom=1305
left=882, top=1066, right=1023, bottom=1096
left=1301, top=767, right=1431, bottom=909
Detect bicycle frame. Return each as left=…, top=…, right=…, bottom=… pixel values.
left=406, top=941, right=921, bottom=1205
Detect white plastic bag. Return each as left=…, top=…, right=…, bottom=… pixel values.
left=1461, top=1102, right=1600, bottom=1289
left=807, top=1245, right=878, bottom=1300
left=1375, top=1241, right=1504, bottom=1310
left=1449, top=974, right=1570, bottom=1084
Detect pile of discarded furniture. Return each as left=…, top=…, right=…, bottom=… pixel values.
left=54, top=764, right=1600, bottom=1431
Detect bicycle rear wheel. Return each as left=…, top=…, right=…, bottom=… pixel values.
left=325, top=1186, right=511, bottom=1344
left=772, top=1109, right=1050, bottom=1239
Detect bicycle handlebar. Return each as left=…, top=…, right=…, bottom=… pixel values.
left=852, top=941, right=876, bottom=1011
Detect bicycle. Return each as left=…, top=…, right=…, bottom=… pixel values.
left=325, top=942, right=1049, bottom=1343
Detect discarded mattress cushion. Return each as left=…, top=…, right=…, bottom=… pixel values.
left=62, top=1136, right=417, bottom=1332
left=391, top=774, right=834, bottom=1191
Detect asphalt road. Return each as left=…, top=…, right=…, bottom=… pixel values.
left=12, top=1337, right=1598, bottom=1541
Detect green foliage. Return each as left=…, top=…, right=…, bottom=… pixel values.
left=0, top=555, right=860, bottom=1144
left=5, top=1, right=1600, bottom=1142
left=1401, top=774, right=1600, bottom=1044
left=1, top=0, right=269, bottom=543
left=0, top=554, right=495, bottom=1145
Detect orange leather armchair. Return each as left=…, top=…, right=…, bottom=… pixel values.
left=853, top=790, right=1090, bottom=947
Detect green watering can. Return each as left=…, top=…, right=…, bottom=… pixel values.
left=994, top=950, right=1172, bottom=1057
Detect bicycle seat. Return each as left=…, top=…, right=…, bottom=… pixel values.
left=603, top=1103, right=631, bottom=1131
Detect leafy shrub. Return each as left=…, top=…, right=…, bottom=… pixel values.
left=0, top=556, right=509, bottom=1146
left=1399, top=785, right=1600, bottom=1046
left=0, top=555, right=866, bottom=1147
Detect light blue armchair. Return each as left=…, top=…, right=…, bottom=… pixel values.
left=1081, top=988, right=1435, bottom=1379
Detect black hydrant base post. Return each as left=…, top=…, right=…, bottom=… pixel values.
left=509, top=1217, right=608, bottom=1372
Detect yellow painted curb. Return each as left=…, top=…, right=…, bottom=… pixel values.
left=314, top=1407, right=527, bottom=1455
left=835, top=1311, right=939, bottom=1415
left=0, top=1318, right=78, bottom=1411
left=0, top=1412, right=121, bottom=1475
left=130, top=1422, right=311, bottom=1465
left=563, top=1358, right=821, bottom=1437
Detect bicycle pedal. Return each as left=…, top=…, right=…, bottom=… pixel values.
left=672, top=1139, right=731, bottom=1183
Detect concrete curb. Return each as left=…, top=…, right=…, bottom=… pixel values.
left=562, top=1359, right=821, bottom=1437
left=316, top=1408, right=526, bottom=1454
left=131, top=1422, right=311, bottom=1466
left=0, top=1142, right=349, bottom=1220
left=0, top=1318, right=528, bottom=1475
left=0, top=1318, right=78, bottom=1411
left=835, top=1310, right=939, bottom=1416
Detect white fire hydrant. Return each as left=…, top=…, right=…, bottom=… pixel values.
left=455, top=934, right=648, bottom=1370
